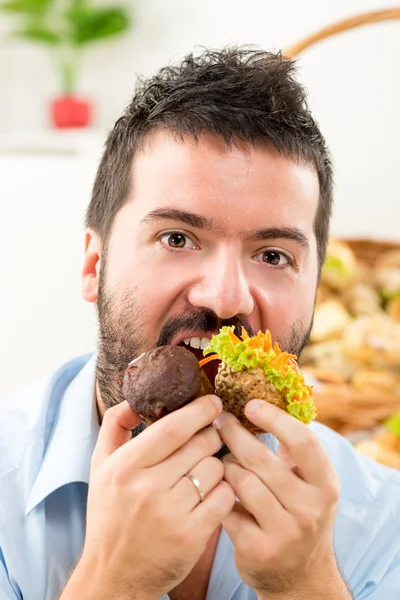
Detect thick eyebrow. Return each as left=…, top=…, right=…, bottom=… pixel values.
left=245, top=227, right=310, bottom=252
left=140, top=208, right=214, bottom=230
left=140, top=208, right=310, bottom=252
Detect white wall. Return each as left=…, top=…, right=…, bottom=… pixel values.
left=1, top=0, right=400, bottom=399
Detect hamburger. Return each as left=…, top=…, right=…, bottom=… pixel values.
left=122, top=326, right=316, bottom=434
left=200, top=326, right=316, bottom=433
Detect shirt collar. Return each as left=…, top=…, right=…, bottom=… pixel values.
left=25, top=355, right=99, bottom=515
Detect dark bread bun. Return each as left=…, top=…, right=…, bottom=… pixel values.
left=122, top=346, right=214, bottom=424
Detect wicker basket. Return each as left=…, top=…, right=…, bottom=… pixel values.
left=342, top=238, right=400, bottom=268
left=281, top=10, right=400, bottom=455
left=283, top=8, right=400, bottom=58
left=309, top=236, right=400, bottom=436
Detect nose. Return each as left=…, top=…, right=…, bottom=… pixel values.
left=187, top=247, right=254, bottom=320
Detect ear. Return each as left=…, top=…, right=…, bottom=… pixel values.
left=82, top=229, right=102, bottom=303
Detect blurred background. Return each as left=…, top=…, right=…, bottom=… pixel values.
left=1, top=0, right=400, bottom=465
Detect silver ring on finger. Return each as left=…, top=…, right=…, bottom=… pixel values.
left=185, top=473, right=205, bottom=502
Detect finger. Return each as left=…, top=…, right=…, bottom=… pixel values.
left=223, top=457, right=286, bottom=530
left=277, top=443, right=297, bottom=470
left=244, top=400, right=337, bottom=487
left=191, top=480, right=236, bottom=535
left=114, top=394, right=222, bottom=469
left=152, top=426, right=222, bottom=486
left=215, top=412, right=307, bottom=510
left=92, top=401, right=143, bottom=468
left=222, top=501, right=260, bottom=544
left=172, top=456, right=224, bottom=511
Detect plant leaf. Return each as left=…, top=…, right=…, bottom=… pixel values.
left=0, top=0, right=53, bottom=15
left=66, top=6, right=130, bottom=45
left=15, top=23, right=62, bottom=44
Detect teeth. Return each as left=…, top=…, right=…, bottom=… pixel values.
left=182, top=336, right=210, bottom=350
left=128, top=352, right=145, bottom=367
left=200, top=338, right=209, bottom=350
left=189, top=337, right=201, bottom=349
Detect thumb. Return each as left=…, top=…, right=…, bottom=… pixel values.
left=92, top=401, right=143, bottom=469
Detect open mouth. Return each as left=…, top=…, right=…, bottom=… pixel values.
left=176, top=336, right=220, bottom=390
left=176, top=337, right=229, bottom=459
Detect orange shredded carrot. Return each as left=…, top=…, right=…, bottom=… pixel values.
left=241, top=327, right=249, bottom=340
left=199, top=354, right=219, bottom=367
left=270, top=354, right=286, bottom=367
left=270, top=352, right=297, bottom=368
left=264, top=330, right=272, bottom=350
left=273, top=341, right=281, bottom=355
left=248, top=338, right=261, bottom=349
left=228, top=330, right=241, bottom=345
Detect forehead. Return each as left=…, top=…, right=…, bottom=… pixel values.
left=130, top=130, right=319, bottom=234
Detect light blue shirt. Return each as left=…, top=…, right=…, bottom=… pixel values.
left=1, top=354, right=400, bottom=600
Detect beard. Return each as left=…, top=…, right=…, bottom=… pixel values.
left=96, top=264, right=314, bottom=411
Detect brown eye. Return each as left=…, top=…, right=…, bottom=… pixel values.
left=159, top=231, right=197, bottom=250
left=254, top=248, right=292, bottom=267
left=262, top=251, right=287, bottom=266
left=167, top=233, right=186, bottom=248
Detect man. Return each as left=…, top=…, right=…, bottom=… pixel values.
left=1, top=48, right=399, bottom=600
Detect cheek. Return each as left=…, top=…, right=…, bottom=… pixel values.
left=104, top=245, right=195, bottom=313
left=135, top=253, right=198, bottom=304
left=254, top=265, right=317, bottom=339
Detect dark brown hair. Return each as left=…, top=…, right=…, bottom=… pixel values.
left=86, top=47, right=333, bottom=268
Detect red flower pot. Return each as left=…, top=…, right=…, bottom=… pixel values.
left=50, top=96, right=92, bottom=128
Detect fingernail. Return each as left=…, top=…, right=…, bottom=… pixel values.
left=245, top=399, right=264, bottom=415
left=210, top=395, right=222, bottom=411
left=213, top=411, right=228, bottom=429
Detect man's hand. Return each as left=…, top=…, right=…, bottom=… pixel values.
left=64, top=395, right=235, bottom=600
left=214, top=400, right=351, bottom=599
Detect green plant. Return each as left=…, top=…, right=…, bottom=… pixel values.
left=0, top=0, right=131, bottom=94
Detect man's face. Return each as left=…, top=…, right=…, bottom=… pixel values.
left=84, top=131, right=320, bottom=408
